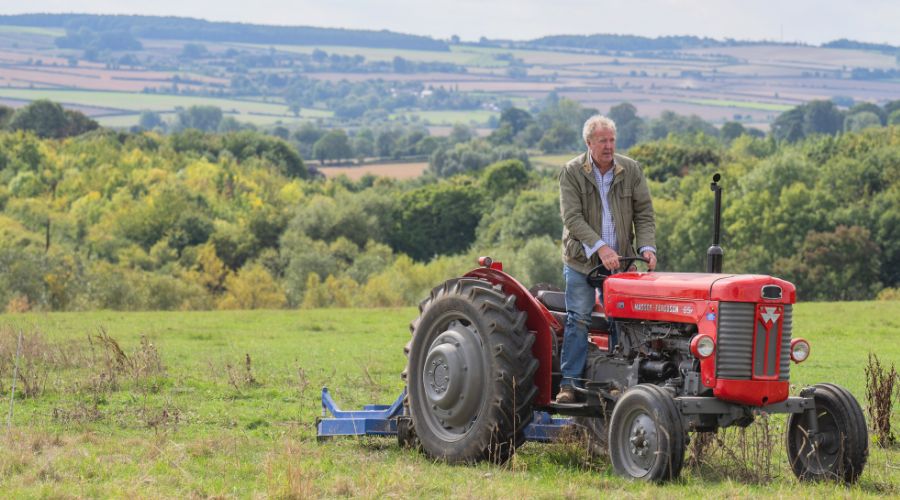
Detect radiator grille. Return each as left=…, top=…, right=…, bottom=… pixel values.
left=716, top=302, right=792, bottom=381
left=780, top=306, right=792, bottom=381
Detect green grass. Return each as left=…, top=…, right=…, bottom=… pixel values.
left=235, top=43, right=511, bottom=67
left=0, top=25, right=65, bottom=37
left=389, top=109, right=497, bottom=126
left=680, top=98, right=793, bottom=112
left=0, top=88, right=331, bottom=119
left=0, top=302, right=898, bottom=496
left=530, top=153, right=578, bottom=170
left=96, top=111, right=325, bottom=128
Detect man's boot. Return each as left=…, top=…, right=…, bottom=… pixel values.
left=555, top=386, right=576, bottom=404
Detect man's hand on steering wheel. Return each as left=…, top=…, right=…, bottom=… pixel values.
left=642, top=250, right=657, bottom=271
left=597, top=245, right=619, bottom=271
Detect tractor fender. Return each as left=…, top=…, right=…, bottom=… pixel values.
left=464, top=267, right=560, bottom=406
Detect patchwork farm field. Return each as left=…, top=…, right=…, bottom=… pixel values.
left=0, top=88, right=332, bottom=127
left=318, top=161, right=429, bottom=180
left=2, top=17, right=898, bottom=128
left=1, top=302, right=898, bottom=497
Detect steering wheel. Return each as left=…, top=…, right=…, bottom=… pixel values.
left=585, top=256, right=651, bottom=288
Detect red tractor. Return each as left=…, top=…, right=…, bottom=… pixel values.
left=319, top=174, right=868, bottom=483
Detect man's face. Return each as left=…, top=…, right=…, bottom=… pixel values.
left=587, top=127, right=616, bottom=166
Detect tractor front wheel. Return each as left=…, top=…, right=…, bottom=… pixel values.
left=608, top=384, right=686, bottom=482
left=786, top=383, right=868, bottom=483
left=404, top=278, right=538, bottom=464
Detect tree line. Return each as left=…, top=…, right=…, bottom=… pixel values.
left=1, top=98, right=898, bottom=312
left=1, top=13, right=448, bottom=51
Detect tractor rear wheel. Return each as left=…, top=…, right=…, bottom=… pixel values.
left=608, top=384, right=686, bottom=482
left=786, top=383, right=868, bottom=483
left=404, top=278, right=538, bottom=464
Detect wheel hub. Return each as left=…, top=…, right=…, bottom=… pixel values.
left=421, top=320, right=485, bottom=433
left=626, top=414, right=658, bottom=470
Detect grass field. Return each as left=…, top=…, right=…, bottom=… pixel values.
left=0, top=301, right=898, bottom=497
left=680, top=98, right=794, bottom=112
left=318, top=161, right=429, bottom=180
left=530, top=153, right=576, bottom=170
left=0, top=88, right=331, bottom=120
left=0, top=25, right=64, bottom=37
left=96, top=112, right=326, bottom=129
left=235, top=43, right=512, bottom=67
left=389, top=109, right=498, bottom=126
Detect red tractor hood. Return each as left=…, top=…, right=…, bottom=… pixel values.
left=605, top=272, right=796, bottom=304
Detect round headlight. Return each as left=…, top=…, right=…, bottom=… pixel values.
left=691, top=335, right=716, bottom=359
left=790, top=338, right=810, bottom=363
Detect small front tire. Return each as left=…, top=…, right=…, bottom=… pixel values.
left=608, top=385, right=685, bottom=482
left=786, top=383, right=868, bottom=483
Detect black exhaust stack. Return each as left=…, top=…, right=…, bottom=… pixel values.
left=706, top=173, right=723, bottom=273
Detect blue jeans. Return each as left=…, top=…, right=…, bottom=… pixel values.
left=560, top=265, right=616, bottom=389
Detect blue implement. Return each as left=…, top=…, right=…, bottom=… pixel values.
left=316, top=387, right=572, bottom=442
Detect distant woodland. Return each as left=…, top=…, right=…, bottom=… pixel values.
left=1, top=94, right=898, bottom=312
left=0, top=14, right=448, bottom=51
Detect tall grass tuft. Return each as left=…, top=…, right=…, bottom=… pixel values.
left=865, top=352, right=898, bottom=447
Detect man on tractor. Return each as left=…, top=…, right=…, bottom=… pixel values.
left=556, top=114, right=657, bottom=404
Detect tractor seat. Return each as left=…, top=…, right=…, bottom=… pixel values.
left=537, top=291, right=610, bottom=332
left=536, top=290, right=566, bottom=312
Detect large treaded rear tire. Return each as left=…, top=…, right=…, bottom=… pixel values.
left=787, top=383, right=868, bottom=483
left=608, top=384, right=686, bottom=482
left=403, top=278, right=538, bottom=464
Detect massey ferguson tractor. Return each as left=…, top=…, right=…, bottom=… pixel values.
left=317, top=174, right=869, bottom=483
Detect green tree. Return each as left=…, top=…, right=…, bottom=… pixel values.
left=481, top=159, right=530, bottom=198
left=390, top=181, right=486, bottom=260
left=138, top=110, right=164, bottom=130
left=771, top=106, right=805, bottom=143
left=628, top=141, right=721, bottom=182
left=217, top=263, right=286, bottom=309
left=8, top=100, right=97, bottom=139
left=608, top=102, right=643, bottom=149
left=720, top=121, right=746, bottom=142
left=844, top=111, right=882, bottom=132
left=848, top=102, right=886, bottom=125
left=181, top=43, right=210, bottom=59
left=774, top=226, right=881, bottom=301
left=0, top=104, right=14, bottom=128
left=537, top=123, right=578, bottom=153
left=313, top=129, right=353, bottom=164
left=429, top=139, right=529, bottom=178
left=512, top=236, right=563, bottom=289
left=884, top=99, right=900, bottom=117
left=498, top=107, right=534, bottom=136
left=802, top=100, right=844, bottom=136
left=176, top=105, right=223, bottom=132
left=889, top=110, right=900, bottom=126
left=645, top=111, right=717, bottom=141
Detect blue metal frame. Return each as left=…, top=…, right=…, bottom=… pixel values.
left=524, top=410, right=573, bottom=442
left=316, top=387, right=406, bottom=440
left=316, top=387, right=572, bottom=443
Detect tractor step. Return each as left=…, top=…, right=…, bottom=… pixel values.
left=544, top=401, right=598, bottom=416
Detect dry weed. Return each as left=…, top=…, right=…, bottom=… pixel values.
left=865, top=352, right=898, bottom=447
left=84, top=328, right=167, bottom=395
left=225, top=353, right=261, bottom=391
left=0, top=327, right=56, bottom=398
left=689, top=414, right=780, bottom=483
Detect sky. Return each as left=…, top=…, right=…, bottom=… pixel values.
left=3, top=0, right=900, bottom=46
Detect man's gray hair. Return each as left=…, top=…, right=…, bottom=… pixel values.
left=582, top=114, right=617, bottom=143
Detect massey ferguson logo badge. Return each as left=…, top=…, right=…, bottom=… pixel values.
left=760, top=307, right=781, bottom=325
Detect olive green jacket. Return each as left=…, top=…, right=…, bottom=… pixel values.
left=558, top=152, right=656, bottom=275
